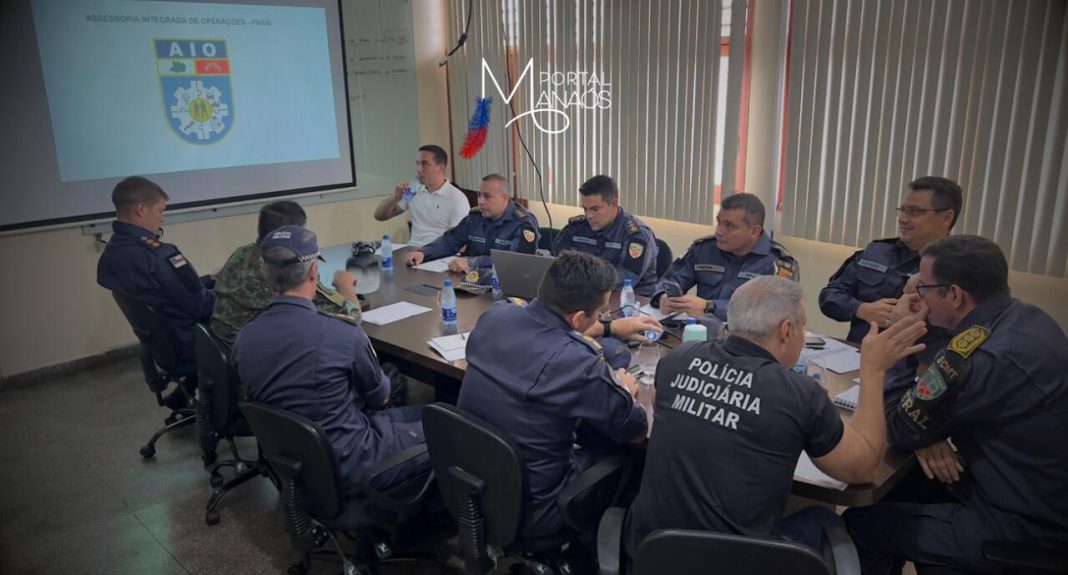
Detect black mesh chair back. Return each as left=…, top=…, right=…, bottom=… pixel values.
left=634, top=529, right=831, bottom=575
left=423, top=403, right=526, bottom=574
left=539, top=227, right=559, bottom=252
left=655, top=238, right=673, bottom=279
left=241, top=401, right=343, bottom=520
left=194, top=324, right=238, bottom=436
left=112, top=292, right=186, bottom=389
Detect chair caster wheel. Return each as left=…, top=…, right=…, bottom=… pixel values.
left=210, top=473, right=224, bottom=488
left=205, top=510, right=220, bottom=526
left=202, top=450, right=218, bottom=466
left=235, top=462, right=249, bottom=474
left=140, top=445, right=156, bottom=458
left=288, top=561, right=308, bottom=575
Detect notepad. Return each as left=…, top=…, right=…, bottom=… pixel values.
left=428, top=333, right=470, bottom=362
left=794, top=451, right=848, bottom=490
left=820, top=348, right=862, bottom=374
left=360, top=302, right=433, bottom=326
left=833, top=384, right=861, bottom=411
left=413, top=256, right=456, bottom=273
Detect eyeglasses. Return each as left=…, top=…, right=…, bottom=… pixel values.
left=896, top=206, right=950, bottom=218
left=915, top=282, right=951, bottom=297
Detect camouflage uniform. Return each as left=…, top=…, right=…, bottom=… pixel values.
left=211, top=242, right=361, bottom=346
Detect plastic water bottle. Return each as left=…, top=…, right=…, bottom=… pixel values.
left=620, top=279, right=638, bottom=317
left=490, top=265, right=503, bottom=299
left=380, top=234, right=393, bottom=272
left=403, top=177, right=417, bottom=201
left=792, top=354, right=808, bottom=374
left=440, top=279, right=458, bottom=327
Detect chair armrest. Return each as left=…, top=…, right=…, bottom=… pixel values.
left=597, top=506, right=626, bottom=575
left=362, top=444, right=435, bottom=510
left=982, top=540, right=1068, bottom=573
left=557, top=454, right=627, bottom=532
left=821, top=524, right=861, bottom=575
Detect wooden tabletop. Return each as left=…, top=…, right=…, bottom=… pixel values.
left=320, top=243, right=913, bottom=507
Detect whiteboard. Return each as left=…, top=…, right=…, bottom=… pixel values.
left=344, top=0, right=421, bottom=190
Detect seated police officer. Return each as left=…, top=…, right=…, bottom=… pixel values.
left=458, top=251, right=649, bottom=541
left=552, top=175, right=659, bottom=296
left=231, top=225, right=430, bottom=500
left=405, top=173, right=539, bottom=274
left=819, top=176, right=963, bottom=343
left=651, top=193, right=798, bottom=321
left=843, top=235, right=1068, bottom=574
left=97, top=176, right=215, bottom=407
left=211, top=200, right=362, bottom=347
left=625, top=276, right=927, bottom=555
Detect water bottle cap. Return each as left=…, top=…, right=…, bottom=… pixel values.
left=443, top=279, right=453, bottom=287
left=623, top=279, right=633, bottom=287
left=686, top=318, right=696, bottom=325
left=382, top=234, right=390, bottom=240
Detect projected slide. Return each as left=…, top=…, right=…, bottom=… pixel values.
left=32, top=0, right=340, bottom=182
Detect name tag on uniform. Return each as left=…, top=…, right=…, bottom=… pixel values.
left=605, top=241, right=623, bottom=249
left=469, top=236, right=486, bottom=244
left=737, top=271, right=758, bottom=280
left=494, top=238, right=512, bottom=246
left=857, top=259, right=888, bottom=273
left=695, top=264, right=725, bottom=273
left=573, top=236, right=597, bottom=246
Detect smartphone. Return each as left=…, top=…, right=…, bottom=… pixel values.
left=804, top=335, right=826, bottom=349
left=662, top=281, right=683, bottom=298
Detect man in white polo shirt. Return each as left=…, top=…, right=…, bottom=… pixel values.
left=374, top=144, right=471, bottom=247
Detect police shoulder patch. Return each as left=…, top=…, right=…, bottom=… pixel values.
left=522, top=228, right=537, bottom=243
left=628, top=241, right=645, bottom=259
left=948, top=326, right=989, bottom=358
left=773, top=258, right=798, bottom=279
left=915, top=364, right=948, bottom=401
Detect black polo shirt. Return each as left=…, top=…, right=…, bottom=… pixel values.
left=624, top=336, right=844, bottom=555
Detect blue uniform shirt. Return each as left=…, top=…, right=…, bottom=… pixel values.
left=231, top=296, right=425, bottom=498
left=652, top=234, right=799, bottom=321
left=97, top=221, right=215, bottom=353
left=888, top=295, right=1068, bottom=548
left=419, top=201, right=539, bottom=270
left=458, top=299, right=648, bottom=538
left=552, top=209, right=659, bottom=296
left=819, top=238, right=917, bottom=342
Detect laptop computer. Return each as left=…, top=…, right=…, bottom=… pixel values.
left=491, top=249, right=555, bottom=300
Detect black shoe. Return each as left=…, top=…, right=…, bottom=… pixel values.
left=160, top=388, right=189, bottom=410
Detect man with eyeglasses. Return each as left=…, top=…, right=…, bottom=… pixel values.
left=819, top=176, right=963, bottom=343
left=844, top=235, right=1068, bottom=574
left=458, top=251, right=652, bottom=545
left=404, top=173, right=539, bottom=275
left=373, top=144, right=470, bottom=247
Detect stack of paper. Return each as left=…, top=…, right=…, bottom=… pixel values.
left=639, top=304, right=691, bottom=322
left=413, top=256, right=456, bottom=273
left=428, top=333, right=471, bottom=362
left=794, top=451, right=848, bottom=490
left=360, top=302, right=433, bottom=326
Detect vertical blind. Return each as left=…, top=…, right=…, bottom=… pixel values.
left=781, top=0, right=1068, bottom=277
left=446, top=0, right=747, bottom=225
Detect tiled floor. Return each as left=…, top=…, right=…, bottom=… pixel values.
left=0, top=356, right=449, bottom=575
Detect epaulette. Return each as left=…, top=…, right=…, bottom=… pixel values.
left=514, top=204, right=530, bottom=220
left=469, top=206, right=482, bottom=214
left=625, top=216, right=640, bottom=235
left=692, top=235, right=716, bottom=246
left=316, top=283, right=347, bottom=307
left=140, top=236, right=162, bottom=249
left=506, top=296, right=528, bottom=306
left=567, top=331, right=604, bottom=355
left=318, top=309, right=360, bottom=326
left=769, top=239, right=794, bottom=258
left=568, top=214, right=586, bottom=225
left=947, top=325, right=989, bottom=359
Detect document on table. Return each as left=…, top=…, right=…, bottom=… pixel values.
left=794, top=451, right=848, bottom=490
left=639, top=304, right=690, bottom=322
left=428, top=332, right=471, bottom=362
left=820, top=348, right=862, bottom=373
left=389, top=242, right=410, bottom=251
left=360, top=302, right=433, bottom=326
left=413, top=256, right=456, bottom=273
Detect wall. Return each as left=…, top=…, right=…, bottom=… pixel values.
left=0, top=0, right=450, bottom=379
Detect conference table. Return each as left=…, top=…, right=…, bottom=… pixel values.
left=319, top=243, right=914, bottom=507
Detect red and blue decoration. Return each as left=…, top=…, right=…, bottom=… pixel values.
left=459, top=97, right=492, bottom=159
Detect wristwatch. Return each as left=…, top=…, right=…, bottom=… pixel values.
left=704, top=300, right=716, bottom=315
left=600, top=317, right=612, bottom=338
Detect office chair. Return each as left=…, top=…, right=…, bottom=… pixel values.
left=240, top=401, right=437, bottom=575
left=654, top=238, right=673, bottom=279
left=981, top=540, right=1068, bottom=574
left=111, top=292, right=197, bottom=459
left=194, top=324, right=271, bottom=526
left=422, top=402, right=629, bottom=575
left=538, top=227, right=560, bottom=252
left=597, top=507, right=861, bottom=575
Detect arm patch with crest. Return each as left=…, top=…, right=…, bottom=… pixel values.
left=897, top=325, right=989, bottom=437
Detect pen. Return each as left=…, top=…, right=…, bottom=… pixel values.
left=422, top=283, right=442, bottom=291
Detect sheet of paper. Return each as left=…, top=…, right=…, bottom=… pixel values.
left=639, top=304, right=690, bottom=322
left=360, top=302, right=433, bottom=326
left=821, top=348, right=863, bottom=374
left=413, top=256, right=456, bottom=273
left=390, top=242, right=409, bottom=252
left=428, top=332, right=471, bottom=362
left=794, top=451, right=848, bottom=491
